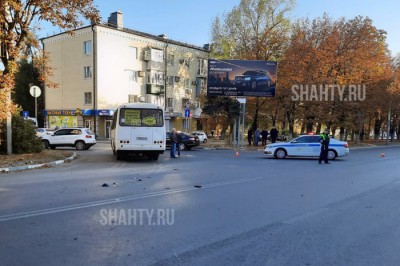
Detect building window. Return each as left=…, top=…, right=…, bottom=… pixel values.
left=167, top=76, right=175, bottom=86
left=184, top=78, right=190, bottom=89
left=128, top=70, right=138, bottom=82
left=167, top=98, right=173, bottom=108
left=151, top=49, right=164, bottom=62
left=167, top=54, right=174, bottom=66
left=129, top=46, right=138, bottom=60
left=147, top=71, right=164, bottom=85
left=180, top=58, right=190, bottom=68
left=197, top=58, right=207, bottom=76
left=182, top=98, right=190, bottom=109
left=84, top=40, right=92, bottom=55
left=128, top=94, right=135, bottom=103
left=84, top=92, right=92, bottom=105
left=84, top=66, right=92, bottom=79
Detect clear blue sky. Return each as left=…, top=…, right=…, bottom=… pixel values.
left=41, top=0, right=400, bottom=56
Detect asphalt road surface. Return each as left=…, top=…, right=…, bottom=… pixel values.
left=1, top=143, right=400, bottom=265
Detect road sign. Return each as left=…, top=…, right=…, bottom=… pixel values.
left=237, top=97, right=246, bottom=104
left=185, top=108, right=190, bottom=117
left=29, top=86, right=41, bottom=97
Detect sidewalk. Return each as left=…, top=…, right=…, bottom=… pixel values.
left=0, top=152, right=78, bottom=173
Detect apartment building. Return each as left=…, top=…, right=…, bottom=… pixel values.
left=42, top=11, right=209, bottom=139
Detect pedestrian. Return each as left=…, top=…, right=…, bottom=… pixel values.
left=270, top=126, right=278, bottom=143
left=211, top=130, right=214, bottom=139
left=170, top=128, right=179, bottom=158
left=319, top=128, right=331, bottom=164
left=261, top=129, right=269, bottom=146
left=254, top=128, right=260, bottom=146
left=247, top=127, right=253, bottom=146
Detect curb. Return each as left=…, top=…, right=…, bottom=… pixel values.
left=0, top=153, right=78, bottom=173
left=349, top=144, right=400, bottom=150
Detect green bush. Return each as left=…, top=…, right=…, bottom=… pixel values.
left=0, top=116, right=43, bottom=154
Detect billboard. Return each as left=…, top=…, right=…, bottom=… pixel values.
left=207, top=59, right=277, bottom=97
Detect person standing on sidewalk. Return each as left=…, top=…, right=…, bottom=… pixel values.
left=170, top=128, right=179, bottom=158
left=319, top=128, right=331, bottom=164
left=270, top=126, right=278, bottom=143
left=261, top=129, right=269, bottom=146
left=247, top=127, right=253, bottom=146
left=254, top=128, right=260, bottom=146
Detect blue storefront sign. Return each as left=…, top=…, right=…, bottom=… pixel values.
left=97, top=109, right=115, bottom=116
left=43, top=109, right=115, bottom=116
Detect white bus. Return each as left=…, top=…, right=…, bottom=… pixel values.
left=110, top=103, right=166, bottom=160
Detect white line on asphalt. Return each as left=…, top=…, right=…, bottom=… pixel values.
left=0, top=176, right=264, bottom=222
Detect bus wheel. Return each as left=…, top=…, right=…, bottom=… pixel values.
left=116, top=151, right=123, bottom=160
left=149, top=154, right=159, bottom=160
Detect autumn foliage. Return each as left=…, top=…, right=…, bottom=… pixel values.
left=0, top=0, right=100, bottom=147
left=208, top=0, right=398, bottom=141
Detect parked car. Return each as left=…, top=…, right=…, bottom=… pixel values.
left=166, top=131, right=200, bottom=150
left=36, top=128, right=49, bottom=138
left=190, top=131, right=208, bottom=143
left=264, top=134, right=349, bottom=159
left=36, top=128, right=55, bottom=138
left=267, top=134, right=288, bottom=141
left=234, top=70, right=272, bottom=90
left=41, top=127, right=96, bottom=150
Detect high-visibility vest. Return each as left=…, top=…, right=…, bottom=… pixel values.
left=320, top=134, right=326, bottom=141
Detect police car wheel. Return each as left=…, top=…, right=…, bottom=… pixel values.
left=327, top=149, right=337, bottom=160
left=275, top=148, right=287, bottom=159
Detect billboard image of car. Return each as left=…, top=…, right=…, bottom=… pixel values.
left=234, top=70, right=272, bottom=90
left=207, top=59, right=277, bottom=97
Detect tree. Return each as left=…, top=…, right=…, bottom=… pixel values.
left=202, top=96, right=240, bottom=143
left=13, top=59, right=44, bottom=123
left=277, top=14, right=393, bottom=140
left=0, top=0, right=100, bottom=150
left=209, top=0, right=294, bottom=136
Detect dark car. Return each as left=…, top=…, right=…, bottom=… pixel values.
left=234, top=70, right=272, bottom=90
left=166, top=131, right=200, bottom=150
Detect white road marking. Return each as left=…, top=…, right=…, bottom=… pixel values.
left=0, top=176, right=263, bottom=222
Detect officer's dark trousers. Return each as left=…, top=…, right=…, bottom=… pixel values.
left=319, top=148, right=328, bottom=163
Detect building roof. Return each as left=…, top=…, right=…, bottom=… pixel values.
left=41, top=22, right=209, bottom=53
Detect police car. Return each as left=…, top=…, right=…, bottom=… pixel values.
left=264, top=134, right=349, bottom=159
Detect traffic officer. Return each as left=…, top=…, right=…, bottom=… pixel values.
left=319, top=128, right=330, bottom=164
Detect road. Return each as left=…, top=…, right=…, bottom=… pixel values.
left=1, top=143, right=400, bottom=265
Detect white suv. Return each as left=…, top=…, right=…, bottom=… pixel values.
left=191, top=131, right=208, bottom=143
left=41, top=128, right=96, bottom=150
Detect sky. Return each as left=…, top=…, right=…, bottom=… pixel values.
left=40, top=0, right=400, bottom=56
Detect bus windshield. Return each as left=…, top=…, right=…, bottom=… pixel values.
left=119, top=108, right=164, bottom=127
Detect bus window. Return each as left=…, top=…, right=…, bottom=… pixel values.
left=119, top=108, right=163, bottom=127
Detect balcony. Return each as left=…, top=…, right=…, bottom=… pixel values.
left=146, top=84, right=165, bottom=95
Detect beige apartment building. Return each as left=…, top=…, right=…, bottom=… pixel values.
left=42, top=11, right=209, bottom=139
